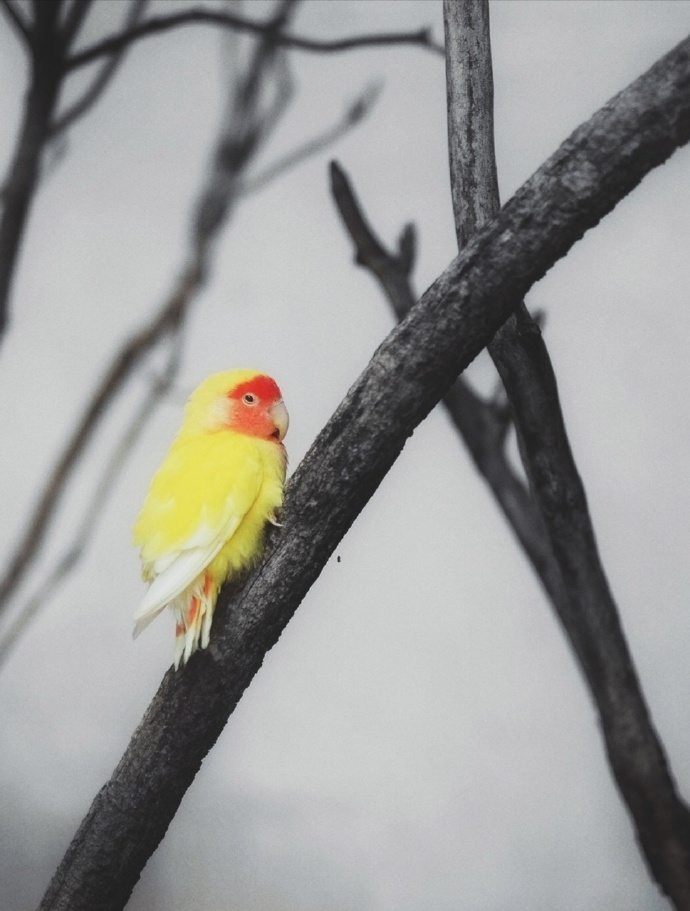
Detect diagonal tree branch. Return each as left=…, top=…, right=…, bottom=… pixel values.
left=329, top=160, right=561, bottom=602
left=39, top=34, right=690, bottom=911
left=443, top=1, right=690, bottom=905
left=0, top=331, right=182, bottom=670
left=0, top=259, right=197, bottom=614
left=64, top=7, right=444, bottom=72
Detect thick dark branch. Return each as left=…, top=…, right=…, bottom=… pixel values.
left=0, top=0, right=32, bottom=46
left=0, top=4, right=63, bottom=345
left=444, top=1, right=690, bottom=906
left=50, top=0, right=148, bottom=137
left=39, top=35, right=690, bottom=911
left=65, top=7, right=444, bottom=71
left=329, top=159, right=562, bottom=604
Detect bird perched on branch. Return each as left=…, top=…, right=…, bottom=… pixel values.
left=132, top=369, right=289, bottom=668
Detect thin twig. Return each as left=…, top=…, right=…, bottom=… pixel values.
left=0, top=0, right=32, bottom=46
left=50, top=0, right=149, bottom=137
left=0, top=332, right=183, bottom=670
left=192, top=0, right=298, bottom=243
left=0, top=257, right=201, bottom=614
left=59, top=0, right=94, bottom=47
left=242, top=84, right=381, bottom=195
left=444, top=1, right=690, bottom=905
left=64, top=8, right=444, bottom=71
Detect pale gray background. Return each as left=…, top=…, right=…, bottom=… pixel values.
left=1, top=1, right=690, bottom=908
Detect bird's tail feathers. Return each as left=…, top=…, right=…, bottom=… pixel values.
left=173, top=573, right=217, bottom=669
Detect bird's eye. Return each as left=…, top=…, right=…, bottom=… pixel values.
left=243, top=393, right=257, bottom=405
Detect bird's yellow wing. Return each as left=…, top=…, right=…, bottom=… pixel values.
left=132, top=432, right=263, bottom=634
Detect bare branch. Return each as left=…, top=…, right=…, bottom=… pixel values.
left=444, top=1, right=690, bottom=905
left=0, top=0, right=32, bottom=46
left=0, top=257, right=200, bottom=614
left=50, top=0, right=149, bottom=137
left=39, top=34, right=690, bottom=911
left=191, top=0, right=298, bottom=243
left=0, top=4, right=64, bottom=344
left=59, top=0, right=94, bottom=47
left=0, top=0, right=301, bottom=626
left=329, top=159, right=562, bottom=604
left=64, top=7, right=444, bottom=72
left=0, top=332, right=182, bottom=670
left=242, top=83, right=381, bottom=196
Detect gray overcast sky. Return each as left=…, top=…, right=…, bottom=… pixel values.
left=1, top=2, right=690, bottom=909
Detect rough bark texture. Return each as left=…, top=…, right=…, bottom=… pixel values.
left=329, top=160, right=562, bottom=604
left=444, top=3, right=690, bottom=906
left=39, top=33, right=690, bottom=911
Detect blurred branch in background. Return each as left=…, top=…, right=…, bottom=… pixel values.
left=64, top=6, right=445, bottom=71
left=0, top=0, right=148, bottom=343
left=0, top=0, right=442, bottom=347
left=0, top=0, right=384, bottom=661
left=0, top=331, right=183, bottom=669
left=49, top=0, right=149, bottom=138
left=58, top=0, right=95, bottom=48
left=443, top=1, right=690, bottom=906
left=38, top=31, right=690, bottom=911
left=241, top=82, right=382, bottom=196
left=0, top=0, right=31, bottom=46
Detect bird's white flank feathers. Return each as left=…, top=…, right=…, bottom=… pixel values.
left=132, top=502, right=244, bottom=638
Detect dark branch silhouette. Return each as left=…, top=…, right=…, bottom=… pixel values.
left=445, top=2, right=690, bottom=905
left=0, top=1, right=65, bottom=343
left=0, top=0, right=438, bottom=350
left=242, top=83, right=381, bottom=196
left=329, top=161, right=559, bottom=600
left=0, top=0, right=144, bottom=344
left=0, top=0, right=31, bottom=46
left=0, top=258, right=196, bottom=615
left=58, top=0, right=94, bottom=47
left=0, top=332, right=182, bottom=669
left=65, top=8, right=444, bottom=71
left=50, top=0, right=148, bottom=137
left=38, top=33, right=690, bottom=911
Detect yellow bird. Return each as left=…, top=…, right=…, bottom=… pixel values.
left=133, top=369, right=289, bottom=668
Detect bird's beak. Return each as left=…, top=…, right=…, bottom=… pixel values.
left=269, top=399, right=289, bottom=442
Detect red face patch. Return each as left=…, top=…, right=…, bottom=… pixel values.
left=227, top=374, right=282, bottom=404
left=225, top=374, right=285, bottom=440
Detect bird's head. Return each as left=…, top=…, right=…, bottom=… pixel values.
left=183, top=369, right=289, bottom=442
